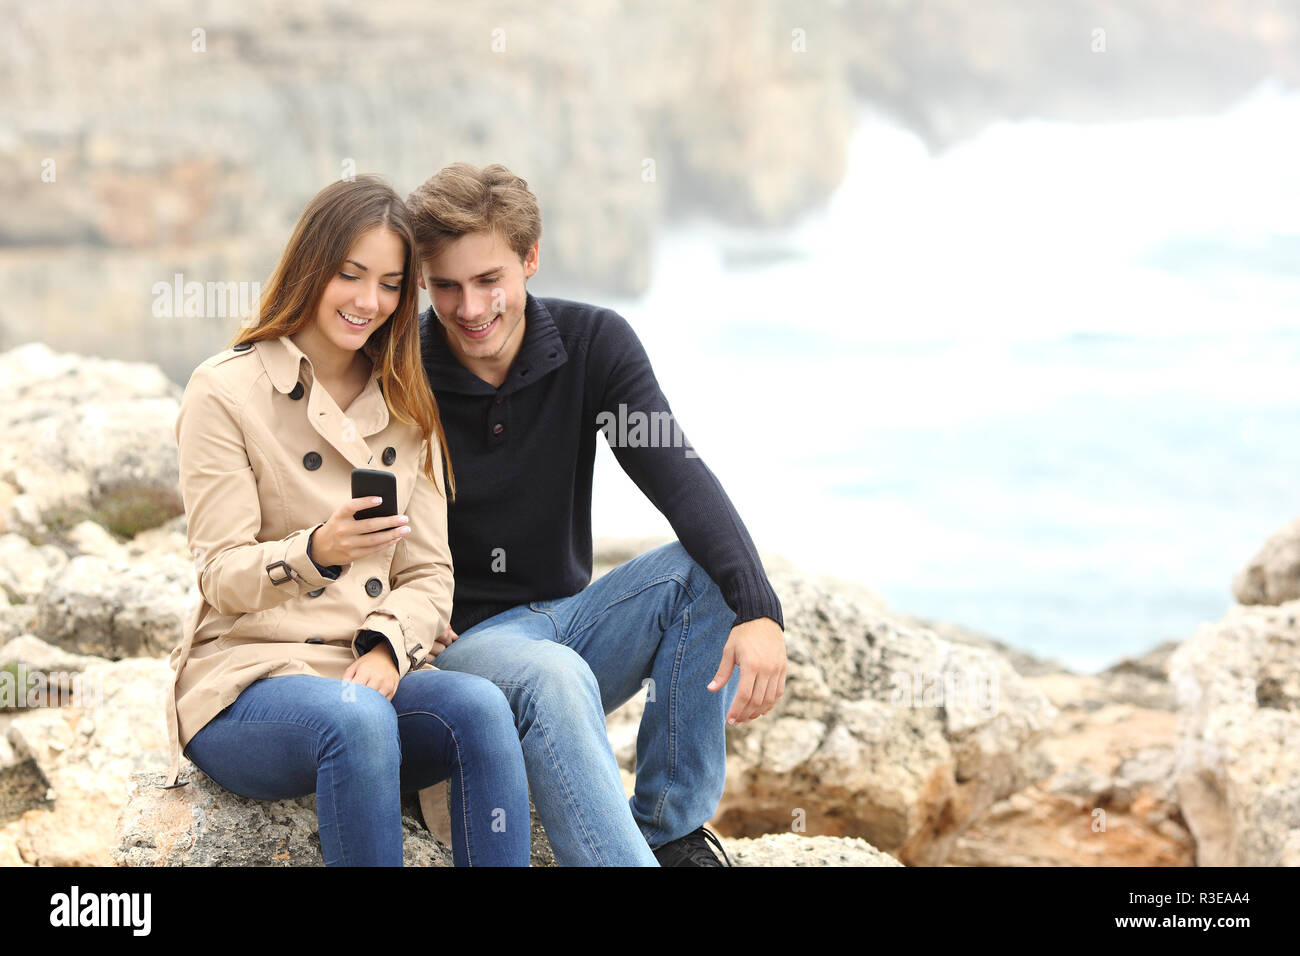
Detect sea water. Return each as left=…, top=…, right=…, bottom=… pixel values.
left=590, top=84, right=1300, bottom=673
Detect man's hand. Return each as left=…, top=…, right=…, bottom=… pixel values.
left=343, top=644, right=400, bottom=700
left=707, top=617, right=786, bottom=724
left=431, top=625, right=459, bottom=658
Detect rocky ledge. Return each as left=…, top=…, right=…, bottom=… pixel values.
left=2, top=343, right=1298, bottom=866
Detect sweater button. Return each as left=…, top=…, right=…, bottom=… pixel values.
left=491, top=423, right=504, bottom=436
left=382, top=446, right=396, bottom=465
left=365, top=577, right=384, bottom=597
left=303, top=451, right=322, bottom=470
left=289, top=382, right=305, bottom=400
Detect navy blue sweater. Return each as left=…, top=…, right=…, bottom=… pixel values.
left=419, top=293, right=783, bottom=636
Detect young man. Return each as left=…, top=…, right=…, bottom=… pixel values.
left=406, top=163, right=786, bottom=866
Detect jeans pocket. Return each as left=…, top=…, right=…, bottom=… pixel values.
left=528, top=600, right=563, bottom=643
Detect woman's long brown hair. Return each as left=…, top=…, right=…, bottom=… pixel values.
left=229, top=175, right=454, bottom=498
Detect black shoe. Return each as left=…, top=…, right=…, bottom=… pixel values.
left=653, top=826, right=733, bottom=867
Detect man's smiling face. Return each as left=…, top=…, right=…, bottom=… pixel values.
left=418, top=230, right=539, bottom=376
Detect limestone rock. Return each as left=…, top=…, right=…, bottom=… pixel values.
left=0, top=634, right=109, bottom=674
left=34, top=552, right=196, bottom=658
left=127, top=514, right=190, bottom=562
left=722, top=833, right=902, bottom=867
left=1169, top=599, right=1300, bottom=866
left=949, top=671, right=1192, bottom=866
left=710, top=570, right=1058, bottom=865
left=114, top=769, right=453, bottom=867
left=1093, top=641, right=1180, bottom=711
left=1234, top=516, right=1300, bottom=606
left=66, top=519, right=127, bottom=561
left=0, top=343, right=182, bottom=540
left=902, top=615, right=1069, bottom=678
left=0, top=533, right=68, bottom=605
left=3, top=657, right=173, bottom=865
left=0, top=604, right=39, bottom=648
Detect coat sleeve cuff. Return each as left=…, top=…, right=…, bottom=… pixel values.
left=306, top=532, right=341, bottom=580
left=276, top=524, right=351, bottom=593
left=353, top=628, right=399, bottom=668
left=356, top=613, right=415, bottom=679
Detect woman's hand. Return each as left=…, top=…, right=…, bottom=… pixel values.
left=342, top=643, right=400, bottom=700
left=310, top=496, right=411, bottom=567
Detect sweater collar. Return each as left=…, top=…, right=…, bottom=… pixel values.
left=419, top=292, right=568, bottom=396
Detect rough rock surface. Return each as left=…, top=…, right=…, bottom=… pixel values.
left=723, top=833, right=902, bottom=867
left=1169, top=599, right=1300, bottom=866
left=949, top=657, right=1193, bottom=866
left=115, top=766, right=894, bottom=867
left=12, top=392, right=1294, bottom=868
left=126, top=514, right=191, bottom=563
left=2, top=656, right=169, bottom=865
left=0, top=533, right=70, bottom=605
left=1233, top=516, right=1300, bottom=606
left=904, top=616, right=1071, bottom=679
left=115, top=769, right=454, bottom=867
left=0, top=604, right=40, bottom=647
left=0, top=633, right=108, bottom=676
left=34, top=551, right=196, bottom=659
left=0, top=343, right=183, bottom=540
left=703, top=570, right=1057, bottom=865
left=598, top=535, right=1198, bottom=867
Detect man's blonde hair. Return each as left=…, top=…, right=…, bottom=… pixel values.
left=406, top=162, right=542, bottom=263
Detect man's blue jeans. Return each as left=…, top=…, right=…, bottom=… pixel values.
left=434, top=542, right=742, bottom=866
left=184, top=669, right=530, bottom=866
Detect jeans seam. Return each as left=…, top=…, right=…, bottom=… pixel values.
left=646, top=602, right=690, bottom=845
left=324, top=711, right=400, bottom=866
left=398, top=709, right=471, bottom=866
left=493, top=679, right=606, bottom=866
left=528, top=601, right=561, bottom=642
left=563, top=571, right=696, bottom=647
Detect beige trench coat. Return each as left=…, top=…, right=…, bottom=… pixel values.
left=162, top=334, right=454, bottom=788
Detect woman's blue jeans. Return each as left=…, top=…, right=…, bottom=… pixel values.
left=184, top=669, right=531, bottom=866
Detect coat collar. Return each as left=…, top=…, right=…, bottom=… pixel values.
left=419, top=292, right=569, bottom=396
left=256, top=334, right=390, bottom=468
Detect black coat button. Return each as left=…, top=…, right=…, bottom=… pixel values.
left=232, top=342, right=252, bottom=352
left=303, top=451, right=322, bottom=470
left=382, top=446, right=396, bottom=465
left=494, top=396, right=503, bottom=406
left=289, top=382, right=305, bottom=400
left=307, top=587, right=324, bottom=598
left=365, top=577, right=383, bottom=597
left=305, top=637, right=324, bottom=644
left=491, top=423, right=504, bottom=436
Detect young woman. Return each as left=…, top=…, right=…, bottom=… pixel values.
left=160, top=175, right=530, bottom=866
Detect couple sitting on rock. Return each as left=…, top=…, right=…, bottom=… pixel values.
left=161, top=163, right=786, bottom=867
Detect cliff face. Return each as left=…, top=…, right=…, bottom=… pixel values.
left=4, top=1, right=1298, bottom=382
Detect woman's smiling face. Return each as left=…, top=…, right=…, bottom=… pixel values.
left=312, top=226, right=405, bottom=354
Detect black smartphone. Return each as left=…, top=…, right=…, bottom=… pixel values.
left=351, top=468, right=398, bottom=528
